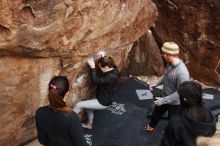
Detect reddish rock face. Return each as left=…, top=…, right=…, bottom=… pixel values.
left=0, top=0, right=157, bottom=144
left=121, top=30, right=164, bottom=77
left=0, top=0, right=157, bottom=57
left=152, top=0, right=220, bottom=86
left=0, top=57, right=61, bottom=145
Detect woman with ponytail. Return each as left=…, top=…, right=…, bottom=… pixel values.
left=35, top=76, right=88, bottom=146
left=160, top=81, right=216, bottom=146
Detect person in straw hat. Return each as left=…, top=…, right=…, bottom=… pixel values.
left=144, top=42, right=190, bottom=132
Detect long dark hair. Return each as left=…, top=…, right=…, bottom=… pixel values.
left=98, top=56, right=117, bottom=69
left=48, top=76, right=72, bottom=113
left=178, top=81, right=208, bottom=122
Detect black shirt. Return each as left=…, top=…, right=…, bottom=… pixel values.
left=35, top=106, right=88, bottom=146
left=90, top=68, right=119, bottom=106
left=160, top=111, right=216, bottom=146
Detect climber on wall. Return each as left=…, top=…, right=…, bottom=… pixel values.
left=144, top=42, right=190, bottom=132
left=74, top=55, right=119, bottom=129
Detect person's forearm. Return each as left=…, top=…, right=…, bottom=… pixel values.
left=90, top=68, right=98, bottom=85
left=155, top=92, right=179, bottom=106
left=162, top=92, right=179, bottom=104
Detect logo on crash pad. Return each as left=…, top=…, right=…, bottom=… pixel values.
left=84, top=134, right=92, bottom=146
left=136, top=90, right=153, bottom=100
left=107, top=102, right=126, bottom=115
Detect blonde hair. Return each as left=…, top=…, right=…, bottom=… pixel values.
left=48, top=76, right=72, bottom=113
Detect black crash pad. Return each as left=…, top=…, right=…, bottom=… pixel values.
left=83, top=78, right=220, bottom=146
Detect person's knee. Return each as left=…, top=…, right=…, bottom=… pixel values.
left=73, top=103, right=82, bottom=113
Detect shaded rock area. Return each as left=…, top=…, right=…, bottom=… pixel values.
left=121, top=30, right=164, bottom=77
left=124, top=0, right=220, bottom=86
left=0, top=0, right=157, bottom=145
left=151, top=0, right=220, bottom=86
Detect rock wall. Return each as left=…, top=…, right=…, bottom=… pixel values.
left=0, top=0, right=157, bottom=145
left=121, top=29, right=164, bottom=76
left=0, top=57, right=61, bottom=145
left=151, top=0, right=220, bottom=86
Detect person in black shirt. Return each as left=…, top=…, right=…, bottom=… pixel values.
left=35, top=76, right=88, bottom=146
left=74, top=56, right=119, bottom=129
left=160, top=81, right=216, bottom=146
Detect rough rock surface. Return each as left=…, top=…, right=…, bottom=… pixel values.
left=121, top=30, right=164, bottom=76
left=0, top=57, right=61, bottom=145
left=0, top=0, right=157, bottom=57
left=152, top=0, right=220, bottom=86
left=0, top=0, right=157, bottom=145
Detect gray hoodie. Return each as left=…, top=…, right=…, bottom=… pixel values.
left=156, top=59, right=189, bottom=105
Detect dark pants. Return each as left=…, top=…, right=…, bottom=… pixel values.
left=149, top=104, right=181, bottom=128
left=149, top=88, right=181, bottom=128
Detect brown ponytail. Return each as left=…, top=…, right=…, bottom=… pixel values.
left=48, top=76, right=72, bottom=113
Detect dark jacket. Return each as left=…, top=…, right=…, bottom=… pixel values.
left=160, top=111, right=216, bottom=146
left=90, top=68, right=119, bottom=106
left=35, top=106, right=88, bottom=146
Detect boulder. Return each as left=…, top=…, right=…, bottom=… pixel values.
left=0, top=0, right=157, bottom=144
left=152, top=0, right=220, bottom=86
